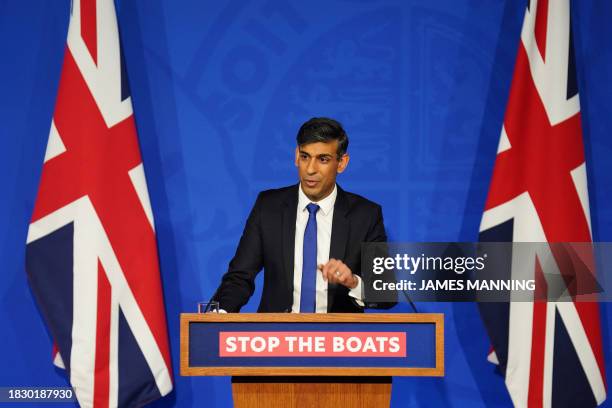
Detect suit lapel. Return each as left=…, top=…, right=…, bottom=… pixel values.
left=328, top=186, right=350, bottom=311
left=282, top=185, right=299, bottom=305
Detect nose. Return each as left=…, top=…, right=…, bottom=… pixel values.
left=306, top=157, right=318, bottom=175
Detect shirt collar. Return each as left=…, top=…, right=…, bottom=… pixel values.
left=298, top=183, right=337, bottom=216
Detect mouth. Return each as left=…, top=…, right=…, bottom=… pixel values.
left=303, top=179, right=319, bottom=188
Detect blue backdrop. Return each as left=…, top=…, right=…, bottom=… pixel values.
left=1, top=1, right=611, bottom=407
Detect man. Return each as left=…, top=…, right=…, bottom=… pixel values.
left=213, top=117, right=394, bottom=313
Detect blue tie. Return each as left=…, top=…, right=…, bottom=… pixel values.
left=300, top=203, right=319, bottom=313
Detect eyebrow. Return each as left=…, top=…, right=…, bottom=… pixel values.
left=299, top=150, right=334, bottom=158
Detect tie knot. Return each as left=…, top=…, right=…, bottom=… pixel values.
left=306, top=203, right=320, bottom=214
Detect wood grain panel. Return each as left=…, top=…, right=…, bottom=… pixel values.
left=232, top=381, right=391, bottom=408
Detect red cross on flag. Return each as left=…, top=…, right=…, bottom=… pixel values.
left=25, top=1, right=173, bottom=406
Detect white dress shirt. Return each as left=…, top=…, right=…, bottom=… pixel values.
left=292, top=184, right=364, bottom=313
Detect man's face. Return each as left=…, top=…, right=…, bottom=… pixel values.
left=295, top=141, right=349, bottom=202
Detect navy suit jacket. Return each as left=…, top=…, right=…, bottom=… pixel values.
left=213, top=184, right=395, bottom=312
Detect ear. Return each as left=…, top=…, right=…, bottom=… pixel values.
left=294, top=147, right=300, bottom=167
left=337, top=153, right=350, bottom=174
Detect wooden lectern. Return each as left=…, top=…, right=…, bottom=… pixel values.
left=181, top=313, right=444, bottom=408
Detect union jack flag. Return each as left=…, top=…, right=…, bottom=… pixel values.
left=479, top=0, right=606, bottom=406
left=25, top=0, right=173, bottom=406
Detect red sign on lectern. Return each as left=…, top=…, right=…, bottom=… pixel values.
left=219, top=331, right=406, bottom=357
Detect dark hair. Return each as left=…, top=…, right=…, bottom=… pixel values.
left=296, top=117, right=349, bottom=157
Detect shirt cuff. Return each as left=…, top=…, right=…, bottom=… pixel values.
left=348, top=275, right=365, bottom=307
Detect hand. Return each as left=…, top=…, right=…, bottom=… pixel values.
left=319, top=258, right=358, bottom=289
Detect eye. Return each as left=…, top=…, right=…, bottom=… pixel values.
left=319, top=156, right=331, bottom=163
left=300, top=153, right=309, bottom=160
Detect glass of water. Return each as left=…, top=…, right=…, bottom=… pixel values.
left=197, top=301, right=219, bottom=313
